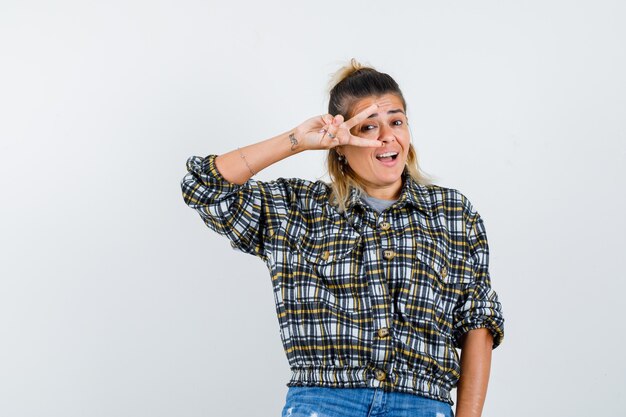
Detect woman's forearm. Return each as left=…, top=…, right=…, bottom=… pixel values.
left=215, top=130, right=305, bottom=185
left=455, top=328, right=493, bottom=417
left=214, top=105, right=383, bottom=185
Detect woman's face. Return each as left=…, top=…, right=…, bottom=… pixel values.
left=340, top=93, right=410, bottom=200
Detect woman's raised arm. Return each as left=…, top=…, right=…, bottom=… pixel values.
left=215, top=103, right=383, bottom=184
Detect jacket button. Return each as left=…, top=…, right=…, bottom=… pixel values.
left=377, top=328, right=390, bottom=338
left=320, top=250, right=330, bottom=261
left=440, top=266, right=448, bottom=278
left=383, top=249, right=396, bottom=260
left=379, top=221, right=391, bottom=231
left=374, top=369, right=386, bottom=381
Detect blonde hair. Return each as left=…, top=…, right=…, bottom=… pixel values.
left=326, top=59, right=431, bottom=212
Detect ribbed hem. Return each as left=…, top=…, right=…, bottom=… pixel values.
left=287, top=366, right=453, bottom=405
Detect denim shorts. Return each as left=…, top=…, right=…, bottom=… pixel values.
left=281, top=386, right=454, bottom=417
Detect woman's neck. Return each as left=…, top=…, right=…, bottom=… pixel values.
left=363, top=180, right=402, bottom=200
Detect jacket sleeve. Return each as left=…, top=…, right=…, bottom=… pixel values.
left=180, top=154, right=294, bottom=259
left=452, top=204, right=505, bottom=350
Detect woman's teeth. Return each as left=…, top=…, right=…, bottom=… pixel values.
left=376, top=152, right=398, bottom=160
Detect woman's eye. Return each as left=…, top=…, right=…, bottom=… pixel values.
left=361, top=124, right=377, bottom=132
left=392, top=120, right=404, bottom=126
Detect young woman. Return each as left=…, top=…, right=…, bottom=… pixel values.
left=181, top=59, right=505, bottom=417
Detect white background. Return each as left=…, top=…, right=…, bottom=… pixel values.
left=1, top=1, right=625, bottom=416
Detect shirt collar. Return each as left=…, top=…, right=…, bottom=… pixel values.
left=345, top=174, right=434, bottom=217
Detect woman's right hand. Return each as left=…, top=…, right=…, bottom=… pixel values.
left=213, top=102, right=386, bottom=185
left=294, top=103, right=384, bottom=151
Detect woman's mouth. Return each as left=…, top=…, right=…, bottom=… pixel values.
left=376, top=152, right=399, bottom=163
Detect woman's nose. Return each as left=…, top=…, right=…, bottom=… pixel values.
left=379, top=125, right=396, bottom=143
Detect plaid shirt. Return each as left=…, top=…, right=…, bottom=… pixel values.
left=181, top=154, right=504, bottom=405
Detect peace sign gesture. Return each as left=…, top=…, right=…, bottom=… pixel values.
left=294, top=103, right=383, bottom=151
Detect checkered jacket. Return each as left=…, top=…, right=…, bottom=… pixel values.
left=181, top=154, right=505, bottom=405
